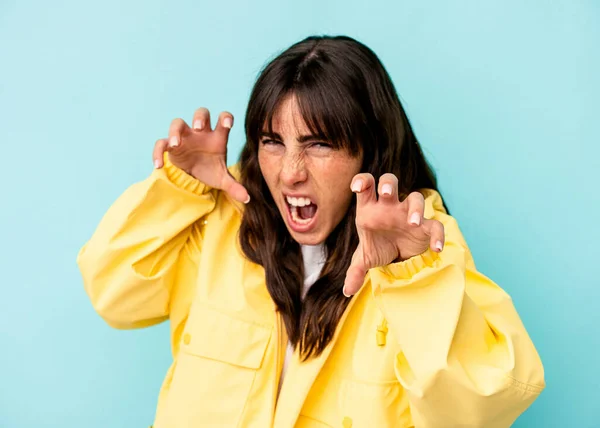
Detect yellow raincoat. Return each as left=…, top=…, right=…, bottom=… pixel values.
left=77, top=155, right=545, bottom=427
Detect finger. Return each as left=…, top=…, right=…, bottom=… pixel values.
left=405, top=191, right=426, bottom=227
left=168, top=118, right=191, bottom=149
left=351, top=173, right=376, bottom=207
left=422, top=219, right=445, bottom=252
left=152, top=138, right=169, bottom=168
left=343, top=249, right=367, bottom=297
left=220, top=170, right=251, bottom=204
left=192, top=107, right=212, bottom=132
left=377, top=173, right=399, bottom=204
left=214, top=111, right=234, bottom=140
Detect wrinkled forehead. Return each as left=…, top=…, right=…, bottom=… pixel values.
left=263, top=94, right=315, bottom=140
left=255, top=87, right=359, bottom=155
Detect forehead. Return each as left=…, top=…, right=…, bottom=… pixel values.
left=267, top=95, right=312, bottom=137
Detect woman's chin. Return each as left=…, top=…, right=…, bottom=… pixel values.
left=286, top=226, right=327, bottom=246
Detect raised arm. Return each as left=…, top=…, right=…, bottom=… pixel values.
left=77, top=108, right=248, bottom=329
left=368, top=191, right=545, bottom=427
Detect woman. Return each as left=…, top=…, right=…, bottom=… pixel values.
left=77, top=35, right=545, bottom=427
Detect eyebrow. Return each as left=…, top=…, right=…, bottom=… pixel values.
left=259, top=131, right=328, bottom=143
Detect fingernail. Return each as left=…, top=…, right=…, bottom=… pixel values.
left=410, top=212, right=421, bottom=226
left=223, top=117, right=232, bottom=129
left=381, top=183, right=392, bottom=196
left=435, top=241, right=443, bottom=252
left=154, top=159, right=160, bottom=169
left=193, top=120, right=203, bottom=130
left=342, top=287, right=352, bottom=298
left=351, top=179, right=363, bottom=193
left=169, top=136, right=179, bottom=147
left=244, top=195, right=251, bottom=204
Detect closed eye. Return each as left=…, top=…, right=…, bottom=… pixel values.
left=260, top=139, right=282, bottom=146
left=311, top=142, right=332, bottom=149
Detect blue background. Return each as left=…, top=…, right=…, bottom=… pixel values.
left=1, top=0, right=598, bottom=426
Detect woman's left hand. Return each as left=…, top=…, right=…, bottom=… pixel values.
left=343, top=173, right=446, bottom=297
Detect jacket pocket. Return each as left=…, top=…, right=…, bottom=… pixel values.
left=165, top=302, right=272, bottom=427
left=338, top=378, right=413, bottom=428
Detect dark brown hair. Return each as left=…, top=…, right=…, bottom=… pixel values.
left=238, top=35, right=446, bottom=360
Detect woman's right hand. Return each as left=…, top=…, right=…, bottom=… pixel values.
left=153, top=107, right=250, bottom=204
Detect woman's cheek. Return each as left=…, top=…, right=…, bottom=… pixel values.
left=258, top=152, right=278, bottom=179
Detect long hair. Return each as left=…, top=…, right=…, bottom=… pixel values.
left=238, top=35, right=446, bottom=360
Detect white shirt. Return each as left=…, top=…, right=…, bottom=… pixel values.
left=277, top=244, right=326, bottom=393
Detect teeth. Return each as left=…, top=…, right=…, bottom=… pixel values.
left=286, top=195, right=312, bottom=207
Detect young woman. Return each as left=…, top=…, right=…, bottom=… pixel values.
left=77, top=35, right=545, bottom=427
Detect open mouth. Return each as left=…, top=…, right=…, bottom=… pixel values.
left=285, top=195, right=318, bottom=231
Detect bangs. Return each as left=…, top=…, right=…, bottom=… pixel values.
left=295, top=81, right=364, bottom=156
left=248, top=67, right=366, bottom=157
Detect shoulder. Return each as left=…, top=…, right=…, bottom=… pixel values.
left=419, top=187, right=471, bottom=249
left=418, top=188, right=448, bottom=218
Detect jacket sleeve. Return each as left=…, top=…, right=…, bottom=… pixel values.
left=368, top=190, right=545, bottom=428
left=76, top=153, right=217, bottom=329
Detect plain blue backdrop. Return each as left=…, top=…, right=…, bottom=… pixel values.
left=1, top=0, right=598, bottom=426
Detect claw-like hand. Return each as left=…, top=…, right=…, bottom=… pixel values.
left=343, top=173, right=446, bottom=296
left=152, top=107, right=250, bottom=204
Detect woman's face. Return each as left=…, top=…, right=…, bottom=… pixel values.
left=258, top=95, right=363, bottom=245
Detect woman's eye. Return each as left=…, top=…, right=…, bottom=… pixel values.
left=312, top=142, right=332, bottom=149
left=261, top=139, right=282, bottom=146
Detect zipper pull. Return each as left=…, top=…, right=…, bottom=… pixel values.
left=376, top=318, right=388, bottom=346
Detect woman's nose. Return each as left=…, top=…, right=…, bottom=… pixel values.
left=280, top=153, right=308, bottom=187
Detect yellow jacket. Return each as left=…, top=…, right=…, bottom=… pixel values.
left=77, top=156, right=545, bottom=427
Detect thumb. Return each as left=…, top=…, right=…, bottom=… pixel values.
left=221, top=171, right=251, bottom=204
left=343, top=246, right=367, bottom=297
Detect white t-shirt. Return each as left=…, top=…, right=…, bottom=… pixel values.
left=277, top=244, right=326, bottom=393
